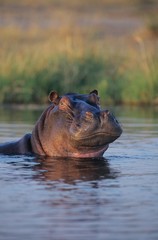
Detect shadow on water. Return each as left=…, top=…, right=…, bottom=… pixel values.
left=32, top=156, right=118, bottom=185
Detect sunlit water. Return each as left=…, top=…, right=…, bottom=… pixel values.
left=0, top=106, right=158, bottom=240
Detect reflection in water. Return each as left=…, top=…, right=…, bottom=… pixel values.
left=0, top=106, right=158, bottom=240
left=33, top=156, right=117, bottom=184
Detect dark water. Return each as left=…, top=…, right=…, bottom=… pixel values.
left=0, top=106, right=158, bottom=240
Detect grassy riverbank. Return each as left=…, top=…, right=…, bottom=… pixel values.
left=0, top=0, right=158, bottom=105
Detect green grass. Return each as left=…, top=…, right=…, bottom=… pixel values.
left=0, top=0, right=158, bottom=105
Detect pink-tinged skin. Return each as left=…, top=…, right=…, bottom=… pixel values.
left=67, top=145, right=109, bottom=158
left=0, top=90, right=122, bottom=157
left=31, top=90, right=122, bottom=158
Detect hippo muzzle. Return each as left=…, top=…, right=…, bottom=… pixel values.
left=31, top=90, right=122, bottom=158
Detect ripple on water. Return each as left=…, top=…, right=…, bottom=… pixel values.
left=0, top=110, right=158, bottom=240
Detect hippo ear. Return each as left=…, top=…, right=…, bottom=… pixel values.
left=48, top=91, right=61, bottom=105
left=90, top=90, right=98, bottom=95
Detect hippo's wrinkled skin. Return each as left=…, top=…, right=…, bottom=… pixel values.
left=0, top=90, right=122, bottom=158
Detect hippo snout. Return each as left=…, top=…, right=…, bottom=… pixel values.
left=100, top=110, right=122, bottom=137
left=70, top=107, right=122, bottom=145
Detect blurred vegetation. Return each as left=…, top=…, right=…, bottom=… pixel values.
left=0, top=0, right=158, bottom=105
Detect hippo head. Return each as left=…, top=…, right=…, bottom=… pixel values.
left=31, top=90, right=122, bottom=158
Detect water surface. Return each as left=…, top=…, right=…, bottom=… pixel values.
left=0, top=105, right=158, bottom=240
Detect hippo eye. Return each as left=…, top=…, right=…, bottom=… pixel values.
left=59, top=97, right=73, bottom=110
left=59, top=101, right=64, bottom=106
left=59, top=99, right=65, bottom=108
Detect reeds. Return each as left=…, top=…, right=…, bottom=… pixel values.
left=0, top=0, right=158, bottom=105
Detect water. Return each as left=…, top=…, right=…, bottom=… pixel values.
left=0, top=105, right=158, bottom=240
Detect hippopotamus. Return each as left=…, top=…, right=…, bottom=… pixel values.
left=0, top=90, right=122, bottom=158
